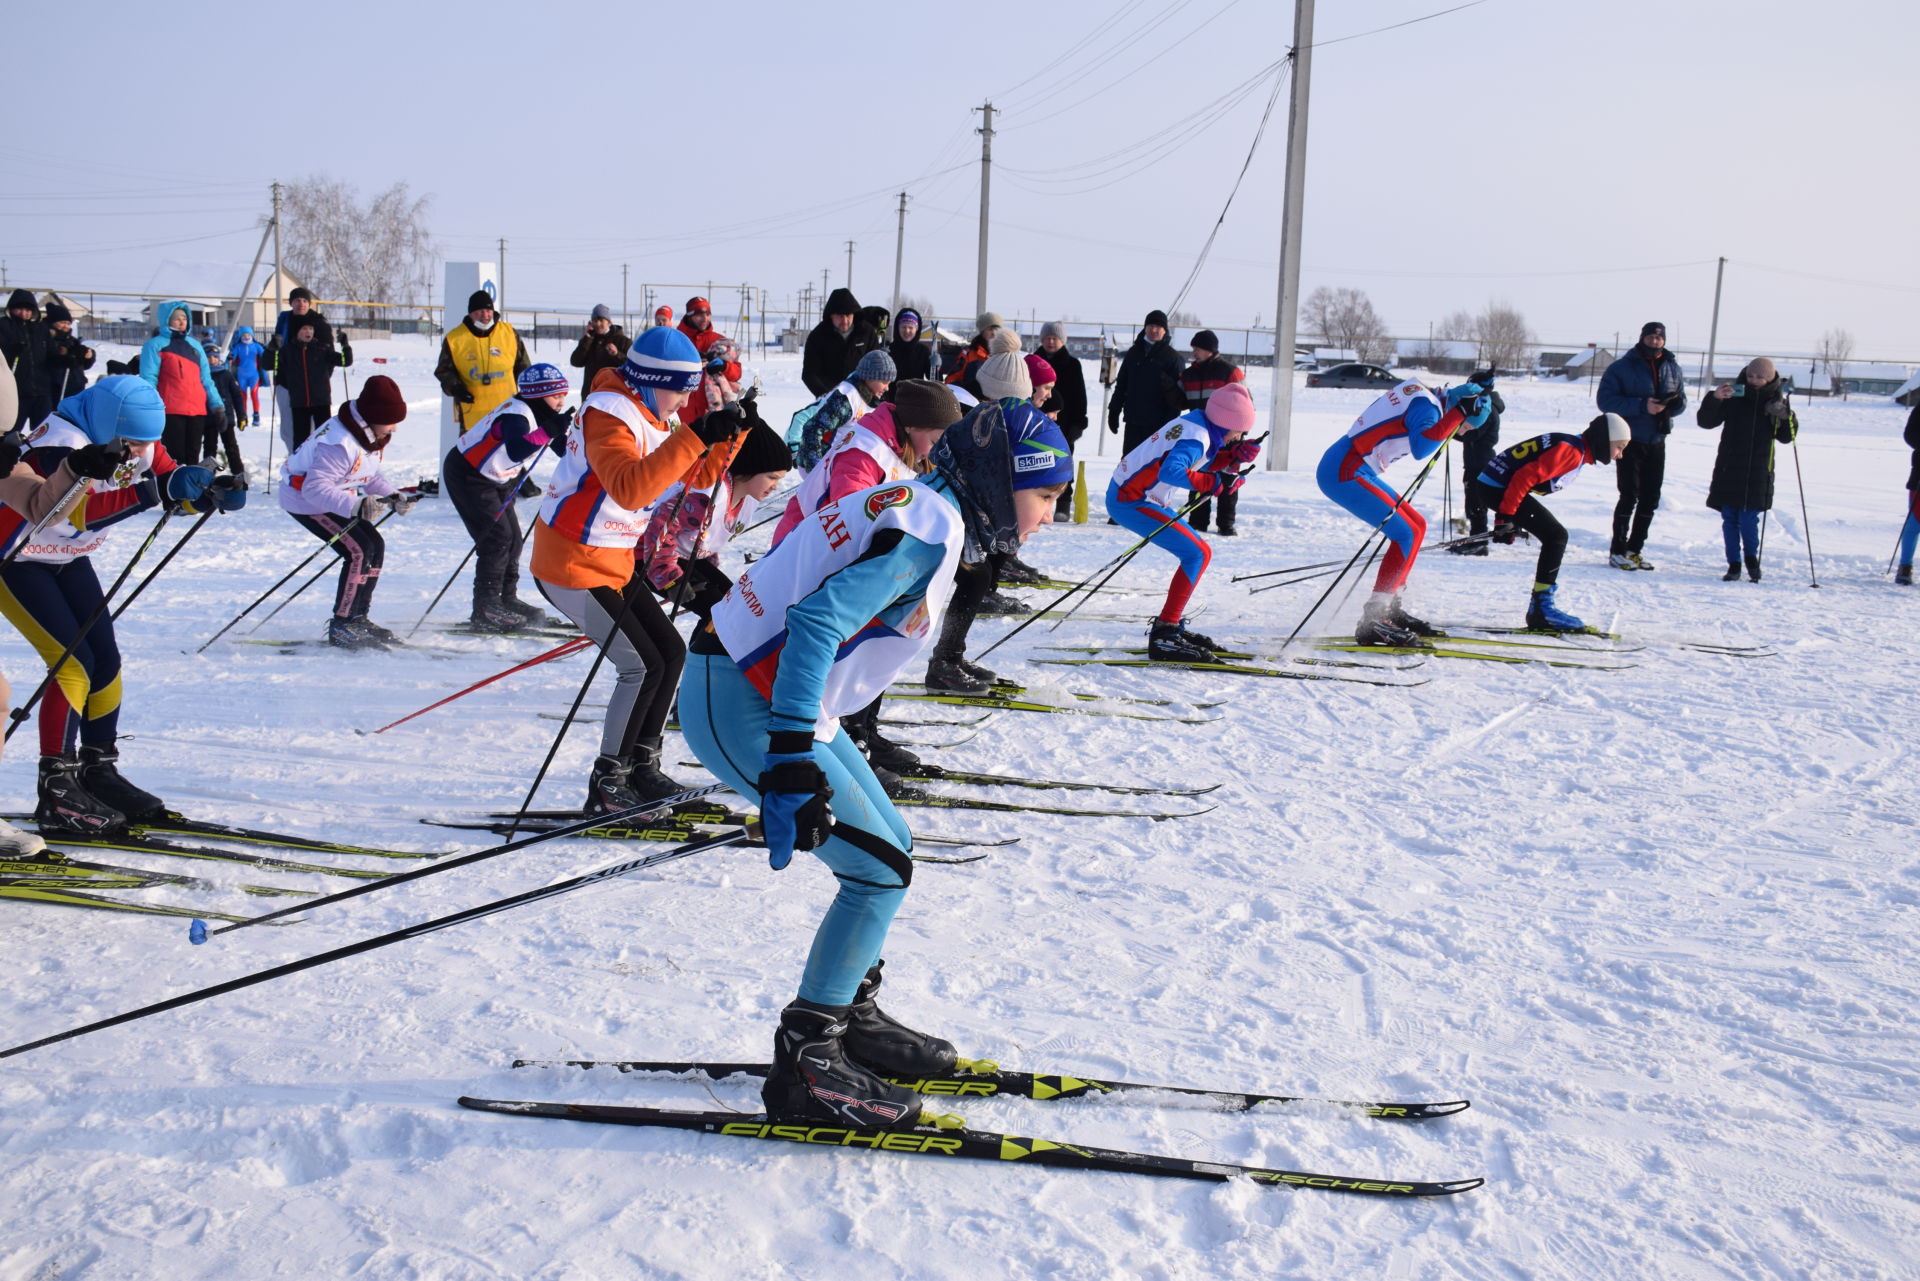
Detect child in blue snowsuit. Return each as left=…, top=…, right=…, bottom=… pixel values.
left=230, top=325, right=267, bottom=426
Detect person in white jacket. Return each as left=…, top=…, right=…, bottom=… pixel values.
left=276, top=374, right=416, bottom=649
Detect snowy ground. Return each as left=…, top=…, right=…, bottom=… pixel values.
left=3, top=342, right=1917, bottom=1280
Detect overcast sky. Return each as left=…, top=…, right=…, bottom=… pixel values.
left=4, top=0, right=1915, bottom=360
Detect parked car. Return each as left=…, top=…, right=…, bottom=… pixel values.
left=1306, top=362, right=1400, bottom=389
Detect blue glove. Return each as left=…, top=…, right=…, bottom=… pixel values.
left=208, top=475, right=248, bottom=512
left=1445, top=382, right=1493, bottom=429
left=163, top=465, right=215, bottom=504
left=757, top=747, right=833, bottom=870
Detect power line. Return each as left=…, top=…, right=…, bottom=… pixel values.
left=1167, top=61, right=1290, bottom=312
left=1002, top=0, right=1247, bottom=129
left=1306, top=0, right=1493, bottom=50
left=4, top=226, right=260, bottom=261
left=987, top=0, right=1162, bottom=108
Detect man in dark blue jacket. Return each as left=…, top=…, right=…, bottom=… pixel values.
left=1596, top=321, right=1687, bottom=569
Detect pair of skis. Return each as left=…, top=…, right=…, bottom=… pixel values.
left=465, top=1059, right=1480, bottom=1197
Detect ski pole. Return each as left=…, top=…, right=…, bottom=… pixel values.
left=192, top=783, right=730, bottom=941
left=0, top=828, right=750, bottom=1064
left=246, top=509, right=397, bottom=634
left=1790, top=434, right=1818, bottom=588
left=4, top=506, right=214, bottom=744
left=370, top=635, right=591, bottom=734
left=1238, top=530, right=1500, bottom=588
left=198, top=514, right=370, bottom=652
left=0, top=454, right=101, bottom=569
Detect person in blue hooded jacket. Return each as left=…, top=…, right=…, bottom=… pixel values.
left=229, top=325, right=267, bottom=426
left=139, top=301, right=227, bottom=467
left=678, top=395, right=1070, bottom=1130
left=0, top=376, right=242, bottom=836
left=1596, top=321, right=1687, bottom=570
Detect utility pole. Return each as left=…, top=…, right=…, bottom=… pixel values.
left=891, top=192, right=908, bottom=315
left=1266, top=4, right=1312, bottom=472
left=821, top=269, right=829, bottom=303
left=845, top=240, right=855, bottom=290
left=622, top=264, right=629, bottom=332
left=497, top=238, right=507, bottom=310
left=975, top=102, right=995, bottom=317
left=1703, top=255, right=1726, bottom=388
left=271, top=180, right=283, bottom=322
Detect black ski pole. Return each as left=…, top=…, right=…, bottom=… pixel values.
left=409, top=458, right=542, bottom=639
left=0, top=829, right=750, bottom=1064
left=198, top=514, right=371, bottom=652
left=1247, top=531, right=1499, bottom=597
left=4, top=506, right=214, bottom=744
left=247, top=509, right=397, bottom=634
left=1790, top=437, right=1818, bottom=588
left=192, top=783, right=730, bottom=941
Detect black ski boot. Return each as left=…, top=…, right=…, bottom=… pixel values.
left=355, top=616, right=400, bottom=645
left=35, top=755, right=126, bottom=837
left=843, top=961, right=959, bottom=1076
left=78, top=743, right=165, bottom=824
left=761, top=999, right=925, bottom=1128
left=1147, top=621, right=1216, bottom=662
left=627, top=737, right=687, bottom=802
left=469, top=600, right=526, bottom=633
left=585, top=753, right=646, bottom=814
left=501, top=594, right=566, bottom=628
left=871, top=763, right=928, bottom=801
left=327, top=617, right=385, bottom=650
left=924, top=656, right=992, bottom=695
left=997, top=555, right=1042, bottom=585
left=1745, top=555, right=1762, bottom=583
left=1355, top=598, right=1422, bottom=647
left=1722, top=563, right=1742, bottom=581
left=954, top=656, right=998, bottom=686
left=1388, top=598, right=1443, bottom=638
left=976, top=591, right=1030, bottom=617
left=1897, top=564, right=1915, bottom=586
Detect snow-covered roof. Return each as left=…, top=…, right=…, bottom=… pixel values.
left=1560, top=347, right=1614, bottom=369
left=1840, top=362, right=1910, bottom=382
left=1893, top=372, right=1920, bottom=400
left=1771, top=361, right=1833, bottom=392
left=1393, top=338, right=1477, bottom=360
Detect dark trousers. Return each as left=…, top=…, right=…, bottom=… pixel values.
left=1610, top=437, right=1666, bottom=555
left=443, top=451, right=524, bottom=610
left=1459, top=425, right=1499, bottom=533
left=291, top=511, right=386, bottom=618
left=290, top=403, right=330, bottom=449
left=1188, top=487, right=1238, bottom=532
left=933, top=554, right=1003, bottom=661
left=161, top=414, right=208, bottom=466
left=1477, top=483, right=1567, bottom=587
left=1120, top=416, right=1162, bottom=456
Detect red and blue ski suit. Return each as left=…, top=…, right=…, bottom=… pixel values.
left=1316, top=380, right=1466, bottom=594
left=1105, top=411, right=1234, bottom=624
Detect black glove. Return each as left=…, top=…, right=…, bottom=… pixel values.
left=66, top=442, right=125, bottom=480
left=756, top=751, right=835, bottom=868
left=0, top=435, right=21, bottom=475
left=1764, top=399, right=1788, bottom=421
left=687, top=402, right=746, bottom=447
left=1492, top=516, right=1517, bottom=546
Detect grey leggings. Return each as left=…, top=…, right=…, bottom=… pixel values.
left=536, top=577, right=685, bottom=757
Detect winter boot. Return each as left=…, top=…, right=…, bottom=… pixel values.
left=585, top=753, right=647, bottom=815
left=1170, top=619, right=1226, bottom=653
left=354, top=615, right=399, bottom=644
left=327, top=617, right=386, bottom=650
left=998, top=555, right=1042, bottom=586
left=1627, top=552, right=1657, bottom=571
left=1354, top=596, right=1421, bottom=647
left=1388, top=598, right=1443, bottom=638
left=1147, top=620, right=1217, bottom=662
left=627, top=737, right=687, bottom=802
left=469, top=600, right=526, bottom=633
left=976, top=590, right=1030, bottom=617
left=0, top=817, right=46, bottom=856
left=862, top=727, right=922, bottom=775
left=1897, top=564, right=1914, bottom=586
left=954, top=656, right=998, bottom=686
left=1608, top=553, right=1637, bottom=570
left=250, top=412, right=261, bottom=427
left=843, top=961, right=959, bottom=1076
left=1525, top=585, right=1586, bottom=632
left=78, top=744, right=165, bottom=824
left=761, top=999, right=925, bottom=1128
left=1722, top=563, right=1743, bottom=581
left=34, top=755, right=126, bottom=837
left=1745, top=555, right=1762, bottom=583
left=925, top=656, right=993, bottom=695
left=501, top=594, right=565, bottom=628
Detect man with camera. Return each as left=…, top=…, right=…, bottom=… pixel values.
left=1597, top=320, right=1687, bottom=570
left=569, top=303, right=631, bottom=400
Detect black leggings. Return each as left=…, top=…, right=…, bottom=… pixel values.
left=442, top=451, right=524, bottom=609
left=1610, top=437, right=1666, bottom=555
left=538, top=576, right=685, bottom=757
left=1476, top=483, right=1567, bottom=587
left=291, top=512, right=386, bottom=618
left=932, top=552, right=1006, bottom=661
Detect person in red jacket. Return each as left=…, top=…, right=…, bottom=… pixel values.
left=1473, top=413, right=1630, bottom=631
left=676, top=296, right=743, bottom=424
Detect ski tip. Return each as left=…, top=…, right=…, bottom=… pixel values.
left=187, top=918, right=209, bottom=945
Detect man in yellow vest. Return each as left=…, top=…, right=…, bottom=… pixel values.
left=435, top=289, right=530, bottom=430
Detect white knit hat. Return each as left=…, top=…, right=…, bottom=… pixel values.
left=976, top=328, right=1032, bottom=401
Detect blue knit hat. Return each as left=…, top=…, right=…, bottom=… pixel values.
left=619, top=325, right=703, bottom=392
left=1008, top=410, right=1072, bottom=490
left=517, top=362, right=570, bottom=399
left=54, top=375, right=165, bottom=445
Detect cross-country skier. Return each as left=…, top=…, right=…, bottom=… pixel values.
left=1473, top=413, right=1630, bottom=631
left=528, top=325, right=744, bottom=810
left=1316, top=373, right=1493, bottom=645
left=678, top=397, right=1071, bottom=1128
left=443, top=363, right=575, bottom=633
left=1105, top=380, right=1259, bottom=661
left=1898, top=401, right=1920, bottom=586
left=0, top=376, right=240, bottom=834
left=276, top=375, right=417, bottom=650
left=229, top=325, right=266, bottom=426
left=639, top=419, right=791, bottom=619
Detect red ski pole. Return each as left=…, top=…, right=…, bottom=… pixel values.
left=369, top=635, right=589, bottom=734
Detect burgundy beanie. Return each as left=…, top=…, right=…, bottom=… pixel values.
left=354, top=375, right=408, bottom=426
left=1025, top=352, right=1057, bottom=387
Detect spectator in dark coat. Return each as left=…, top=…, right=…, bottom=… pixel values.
left=41, top=303, right=95, bottom=405
left=264, top=287, right=334, bottom=430
left=0, top=288, right=51, bottom=428
left=1181, top=330, right=1248, bottom=533
left=1037, top=320, right=1087, bottom=518
left=1596, top=320, right=1687, bottom=569
left=203, top=343, right=248, bottom=476
left=569, top=303, right=631, bottom=399
left=852, top=305, right=889, bottom=369
left=801, top=288, right=862, bottom=396
left=888, top=309, right=934, bottom=382
left=1450, top=387, right=1507, bottom=555
left=1897, top=404, right=1920, bottom=584
left=278, top=320, right=350, bottom=448
left=1698, top=357, right=1797, bottom=582
left=1107, top=309, right=1185, bottom=454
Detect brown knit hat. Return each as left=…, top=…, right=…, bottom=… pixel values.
left=354, top=375, right=408, bottom=427
left=892, top=379, right=962, bottom=431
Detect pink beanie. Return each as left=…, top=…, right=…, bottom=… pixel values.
left=1025, top=353, right=1056, bottom=387
left=1204, top=382, right=1255, bottom=434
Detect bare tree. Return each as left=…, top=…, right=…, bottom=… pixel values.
left=1167, top=308, right=1204, bottom=329
left=1403, top=336, right=1452, bottom=370
left=1299, top=286, right=1391, bottom=364
left=1816, top=327, right=1855, bottom=398
left=1466, top=300, right=1533, bottom=374
left=1435, top=309, right=1474, bottom=341
left=280, top=175, right=437, bottom=322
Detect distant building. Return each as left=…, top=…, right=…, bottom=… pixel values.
left=1893, top=371, right=1920, bottom=407
left=1553, top=346, right=1616, bottom=381
left=1836, top=363, right=1911, bottom=397
left=139, top=260, right=306, bottom=334
left=1393, top=338, right=1478, bottom=375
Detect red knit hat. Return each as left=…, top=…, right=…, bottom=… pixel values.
left=354, top=375, right=408, bottom=427
left=1025, top=352, right=1056, bottom=387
